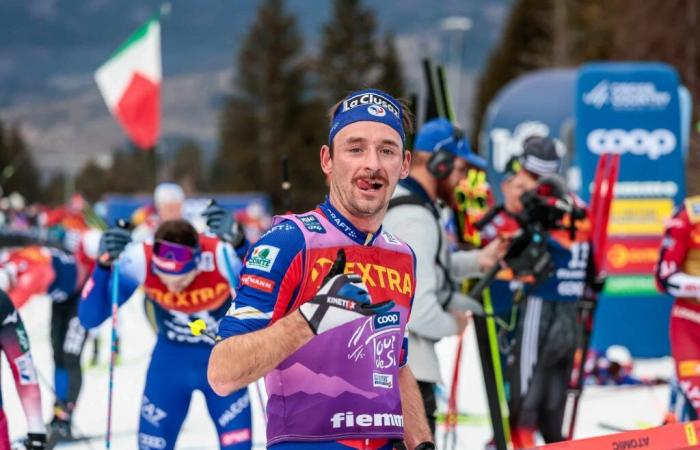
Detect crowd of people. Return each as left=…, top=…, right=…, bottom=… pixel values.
left=0, top=86, right=696, bottom=450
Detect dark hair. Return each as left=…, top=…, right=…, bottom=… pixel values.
left=154, top=219, right=198, bottom=248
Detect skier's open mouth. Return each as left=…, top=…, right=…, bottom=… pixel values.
left=356, top=178, right=384, bottom=192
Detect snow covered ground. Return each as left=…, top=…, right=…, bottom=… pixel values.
left=5, top=294, right=674, bottom=449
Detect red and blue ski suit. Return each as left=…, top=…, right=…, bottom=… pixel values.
left=79, top=234, right=252, bottom=450
left=217, top=200, right=416, bottom=450
left=656, top=196, right=700, bottom=417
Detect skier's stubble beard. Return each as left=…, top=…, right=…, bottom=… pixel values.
left=331, top=168, right=391, bottom=220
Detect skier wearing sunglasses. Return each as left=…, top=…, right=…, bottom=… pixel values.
left=79, top=216, right=251, bottom=450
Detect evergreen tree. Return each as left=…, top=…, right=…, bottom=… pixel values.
left=471, top=0, right=556, bottom=147
left=41, top=172, right=68, bottom=205
left=75, top=146, right=155, bottom=202
left=318, top=0, right=380, bottom=103
left=317, top=0, right=406, bottom=103
left=171, top=141, right=206, bottom=193
left=75, top=160, right=112, bottom=203
left=0, top=121, right=41, bottom=202
left=473, top=0, right=700, bottom=193
left=376, top=32, right=405, bottom=97
left=605, top=0, right=700, bottom=194
left=212, top=0, right=325, bottom=211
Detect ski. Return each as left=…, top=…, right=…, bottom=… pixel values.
left=564, top=153, right=620, bottom=440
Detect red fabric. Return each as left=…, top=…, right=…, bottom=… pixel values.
left=511, top=426, right=536, bottom=449
left=656, top=206, right=697, bottom=295
left=0, top=409, right=9, bottom=450
left=115, top=73, right=160, bottom=150
left=4, top=247, right=55, bottom=309
left=336, top=438, right=389, bottom=449
left=670, top=300, right=700, bottom=416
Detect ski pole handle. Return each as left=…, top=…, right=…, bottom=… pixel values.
left=188, top=319, right=217, bottom=342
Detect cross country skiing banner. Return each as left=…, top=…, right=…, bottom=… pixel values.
left=95, top=17, right=161, bottom=150
left=576, top=62, right=686, bottom=357
left=575, top=62, right=686, bottom=280
left=482, top=69, right=577, bottom=202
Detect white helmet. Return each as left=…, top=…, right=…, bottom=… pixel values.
left=154, top=183, right=185, bottom=206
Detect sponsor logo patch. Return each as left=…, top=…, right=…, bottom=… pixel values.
left=138, top=433, right=166, bottom=449
left=381, top=231, right=402, bottom=246
left=679, top=360, right=700, bottom=378
left=367, top=104, right=386, bottom=117
left=583, top=80, right=671, bottom=110
left=15, top=353, right=37, bottom=385
left=245, top=245, right=280, bottom=272
left=374, top=312, right=400, bottom=330
left=141, top=396, right=168, bottom=428
left=241, top=274, right=275, bottom=293
left=330, top=411, right=403, bottom=428
left=341, top=92, right=400, bottom=118
left=297, top=214, right=326, bottom=233
left=587, top=128, right=676, bottom=160
left=221, top=428, right=251, bottom=446
left=198, top=251, right=215, bottom=272
left=373, top=372, right=393, bottom=389
left=218, top=393, right=250, bottom=427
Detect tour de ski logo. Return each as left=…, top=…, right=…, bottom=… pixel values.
left=347, top=312, right=400, bottom=377
left=245, top=245, right=280, bottom=272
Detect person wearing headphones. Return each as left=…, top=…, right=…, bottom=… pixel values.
left=383, top=117, right=500, bottom=435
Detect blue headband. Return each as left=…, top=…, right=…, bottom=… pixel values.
left=328, top=89, right=405, bottom=146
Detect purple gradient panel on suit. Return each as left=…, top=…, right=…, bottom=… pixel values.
left=265, top=309, right=408, bottom=444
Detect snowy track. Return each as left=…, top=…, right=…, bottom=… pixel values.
left=5, top=295, right=673, bottom=449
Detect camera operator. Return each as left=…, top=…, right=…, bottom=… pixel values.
left=383, top=118, right=501, bottom=435
left=480, top=136, right=590, bottom=448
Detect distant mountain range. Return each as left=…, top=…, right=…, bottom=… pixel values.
left=0, top=0, right=511, bottom=177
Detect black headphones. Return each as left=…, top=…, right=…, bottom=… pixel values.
left=426, top=124, right=465, bottom=180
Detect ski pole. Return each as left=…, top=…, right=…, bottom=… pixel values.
left=105, top=259, right=119, bottom=450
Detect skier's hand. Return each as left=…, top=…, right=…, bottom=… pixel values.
left=202, top=200, right=244, bottom=247
left=97, top=220, right=131, bottom=268
left=477, top=237, right=503, bottom=271
left=299, top=249, right=395, bottom=335
left=22, top=433, right=47, bottom=450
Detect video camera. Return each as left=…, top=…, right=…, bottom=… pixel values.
left=469, top=175, right=586, bottom=299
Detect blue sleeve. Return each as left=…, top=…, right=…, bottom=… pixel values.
left=217, top=220, right=305, bottom=341
left=78, top=264, right=140, bottom=329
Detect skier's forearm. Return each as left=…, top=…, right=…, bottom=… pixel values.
left=208, top=310, right=313, bottom=395
left=399, top=366, right=433, bottom=448
left=79, top=265, right=137, bottom=329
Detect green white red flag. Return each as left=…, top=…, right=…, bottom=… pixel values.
left=95, top=18, right=161, bottom=150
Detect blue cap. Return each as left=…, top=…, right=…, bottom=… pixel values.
left=329, top=88, right=405, bottom=145
left=413, top=118, right=486, bottom=169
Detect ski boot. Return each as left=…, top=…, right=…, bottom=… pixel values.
left=48, top=404, right=73, bottom=440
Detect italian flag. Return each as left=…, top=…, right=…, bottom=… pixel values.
left=95, top=18, right=161, bottom=150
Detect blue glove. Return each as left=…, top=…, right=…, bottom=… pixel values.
left=299, top=249, right=394, bottom=334
left=202, top=201, right=244, bottom=247
left=97, top=223, right=131, bottom=267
